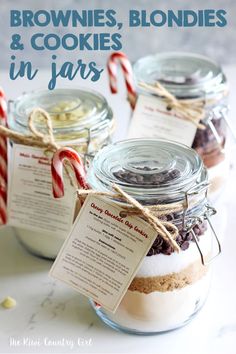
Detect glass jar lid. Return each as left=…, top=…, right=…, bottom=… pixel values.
left=88, top=139, right=207, bottom=203
left=9, top=88, right=113, bottom=137
left=133, top=52, right=227, bottom=98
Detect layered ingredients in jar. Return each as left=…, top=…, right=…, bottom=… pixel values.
left=133, top=53, right=229, bottom=197
left=88, top=139, right=214, bottom=334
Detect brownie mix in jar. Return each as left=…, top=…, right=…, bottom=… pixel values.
left=87, top=139, right=220, bottom=334
left=132, top=52, right=229, bottom=198
left=8, top=88, right=114, bottom=259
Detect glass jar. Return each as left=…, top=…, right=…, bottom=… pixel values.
left=87, top=139, right=220, bottom=334
left=8, top=88, right=114, bottom=259
left=9, top=88, right=114, bottom=157
left=132, top=52, right=229, bottom=199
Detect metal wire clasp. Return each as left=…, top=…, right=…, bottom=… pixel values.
left=220, top=105, right=236, bottom=142
left=183, top=184, right=221, bottom=266
left=206, top=111, right=225, bottom=153
left=83, top=121, right=112, bottom=169
left=190, top=205, right=221, bottom=265
left=182, top=181, right=209, bottom=229
left=83, top=127, right=93, bottom=168
left=7, top=99, right=14, bottom=113
left=206, top=103, right=236, bottom=150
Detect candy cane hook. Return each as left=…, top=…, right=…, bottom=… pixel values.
left=0, top=87, right=8, bottom=225
left=107, top=52, right=137, bottom=109
left=51, top=147, right=88, bottom=198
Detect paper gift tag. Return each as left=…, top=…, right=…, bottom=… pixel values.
left=50, top=195, right=157, bottom=313
left=128, top=94, right=198, bottom=147
left=7, top=144, right=77, bottom=236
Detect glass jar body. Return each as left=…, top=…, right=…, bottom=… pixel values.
left=132, top=53, right=229, bottom=199
left=90, top=209, right=212, bottom=334
left=8, top=89, right=114, bottom=259
left=87, top=139, right=214, bottom=334
left=192, top=110, right=229, bottom=199
left=92, top=239, right=211, bottom=334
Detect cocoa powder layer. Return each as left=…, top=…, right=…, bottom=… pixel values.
left=129, top=258, right=209, bottom=294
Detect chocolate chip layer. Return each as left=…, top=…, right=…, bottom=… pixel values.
left=113, top=168, right=181, bottom=186
left=147, top=221, right=207, bottom=256
left=113, top=167, right=207, bottom=256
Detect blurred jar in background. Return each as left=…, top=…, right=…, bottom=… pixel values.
left=131, top=52, right=230, bottom=200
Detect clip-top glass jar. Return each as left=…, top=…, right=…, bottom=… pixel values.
left=9, top=88, right=114, bottom=157
left=8, top=88, right=114, bottom=259
left=132, top=52, right=229, bottom=199
left=87, top=139, right=220, bottom=334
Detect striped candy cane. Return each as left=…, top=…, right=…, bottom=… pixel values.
left=0, top=88, right=8, bottom=225
left=107, top=52, right=137, bottom=110
left=94, top=302, right=101, bottom=309
left=51, top=147, right=88, bottom=198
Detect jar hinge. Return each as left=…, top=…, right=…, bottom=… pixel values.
left=83, top=127, right=92, bottom=167
left=220, top=105, right=236, bottom=142
left=182, top=181, right=209, bottom=230
left=206, top=111, right=225, bottom=153
left=7, top=100, right=14, bottom=113
left=84, top=123, right=112, bottom=169
left=186, top=204, right=221, bottom=266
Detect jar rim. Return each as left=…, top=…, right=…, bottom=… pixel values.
left=9, top=88, right=113, bottom=136
left=133, top=52, right=227, bottom=98
left=88, top=138, right=207, bottom=203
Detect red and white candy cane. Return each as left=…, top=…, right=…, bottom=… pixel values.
left=107, top=52, right=137, bottom=110
left=51, top=147, right=89, bottom=198
left=0, top=88, right=8, bottom=225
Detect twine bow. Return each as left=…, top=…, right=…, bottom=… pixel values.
left=77, top=184, right=183, bottom=253
left=138, top=81, right=206, bottom=129
left=28, top=108, right=60, bottom=151
left=0, top=107, right=80, bottom=189
left=1, top=107, right=186, bottom=252
left=0, top=108, right=60, bottom=151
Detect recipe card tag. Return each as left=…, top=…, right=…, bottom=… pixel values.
left=50, top=195, right=157, bottom=313
left=128, top=94, right=198, bottom=147
left=7, top=144, right=77, bottom=236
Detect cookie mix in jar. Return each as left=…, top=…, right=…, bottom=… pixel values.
left=127, top=52, right=230, bottom=198
left=7, top=88, right=114, bottom=259
left=87, top=139, right=220, bottom=334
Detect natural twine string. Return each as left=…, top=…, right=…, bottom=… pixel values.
left=0, top=108, right=59, bottom=151
left=0, top=107, right=188, bottom=252
left=135, top=81, right=227, bottom=130
left=77, top=184, right=186, bottom=253
left=138, top=81, right=206, bottom=129
left=0, top=108, right=91, bottom=152
left=0, top=107, right=79, bottom=189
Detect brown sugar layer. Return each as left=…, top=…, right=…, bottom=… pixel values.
left=129, top=258, right=209, bottom=294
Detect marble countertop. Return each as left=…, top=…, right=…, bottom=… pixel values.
left=0, top=68, right=236, bottom=354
